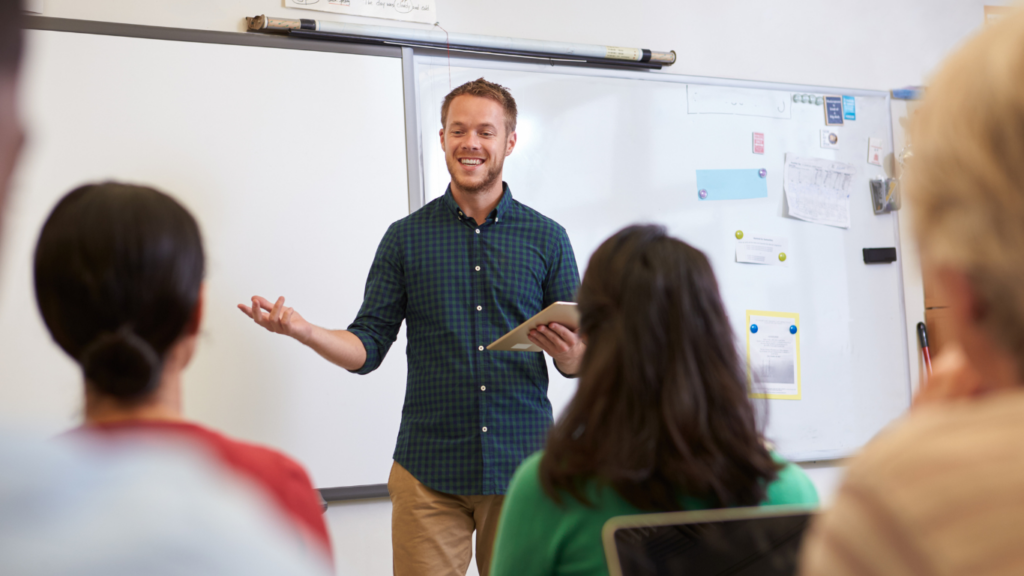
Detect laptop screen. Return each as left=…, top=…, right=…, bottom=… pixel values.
left=607, top=507, right=813, bottom=576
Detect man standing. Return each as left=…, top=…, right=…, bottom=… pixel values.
left=241, top=78, right=585, bottom=575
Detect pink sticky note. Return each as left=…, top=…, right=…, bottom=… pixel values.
left=753, top=132, right=765, bottom=154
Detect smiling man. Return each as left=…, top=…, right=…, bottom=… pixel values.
left=240, top=78, right=584, bottom=575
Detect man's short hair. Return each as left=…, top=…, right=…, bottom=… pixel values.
left=908, top=7, right=1024, bottom=367
left=0, top=0, right=24, bottom=75
left=440, top=78, right=518, bottom=136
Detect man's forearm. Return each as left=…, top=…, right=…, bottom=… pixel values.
left=302, top=326, right=367, bottom=372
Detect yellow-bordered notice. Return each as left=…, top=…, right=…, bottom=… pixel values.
left=746, top=310, right=801, bottom=400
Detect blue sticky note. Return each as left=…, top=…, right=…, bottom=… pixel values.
left=824, top=95, right=844, bottom=125
left=695, top=169, right=768, bottom=201
left=843, top=95, right=856, bottom=121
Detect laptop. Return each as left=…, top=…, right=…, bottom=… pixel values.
left=602, top=505, right=816, bottom=576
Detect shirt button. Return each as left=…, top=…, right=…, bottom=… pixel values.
left=481, top=385, right=486, bottom=391
left=478, top=346, right=484, bottom=351
left=475, top=229, right=480, bottom=234
left=475, top=266, right=481, bottom=272
left=482, top=426, right=488, bottom=432
left=476, top=305, right=482, bottom=311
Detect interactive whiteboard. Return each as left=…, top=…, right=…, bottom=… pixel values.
left=414, top=56, right=911, bottom=461
left=0, top=28, right=410, bottom=489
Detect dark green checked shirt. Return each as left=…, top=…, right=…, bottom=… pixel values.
left=347, top=183, right=580, bottom=496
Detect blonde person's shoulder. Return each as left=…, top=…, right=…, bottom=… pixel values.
left=800, top=390, right=1024, bottom=576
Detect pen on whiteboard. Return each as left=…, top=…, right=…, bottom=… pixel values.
left=917, top=322, right=932, bottom=378
left=246, top=15, right=676, bottom=66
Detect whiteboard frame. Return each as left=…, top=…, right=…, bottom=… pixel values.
left=409, top=47, right=913, bottom=464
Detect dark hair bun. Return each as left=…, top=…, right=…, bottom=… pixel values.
left=80, top=327, right=162, bottom=399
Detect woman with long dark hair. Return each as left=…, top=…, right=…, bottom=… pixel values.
left=490, top=225, right=817, bottom=575
left=33, top=182, right=332, bottom=563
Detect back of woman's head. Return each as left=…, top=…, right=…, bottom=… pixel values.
left=34, top=182, right=204, bottom=402
left=540, top=225, right=778, bottom=511
left=908, top=9, right=1024, bottom=373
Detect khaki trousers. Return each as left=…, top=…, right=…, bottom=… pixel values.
left=388, top=461, right=505, bottom=576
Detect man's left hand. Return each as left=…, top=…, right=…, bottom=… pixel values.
left=528, top=322, right=585, bottom=376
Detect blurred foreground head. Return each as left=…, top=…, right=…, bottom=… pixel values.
left=34, top=182, right=205, bottom=403
left=541, top=225, right=778, bottom=510
left=908, top=8, right=1024, bottom=380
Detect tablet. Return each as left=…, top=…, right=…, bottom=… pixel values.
left=486, top=302, right=579, bottom=352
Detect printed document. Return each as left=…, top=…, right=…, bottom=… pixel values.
left=747, top=311, right=801, bottom=400
left=285, top=0, right=437, bottom=25
left=783, top=154, right=856, bottom=229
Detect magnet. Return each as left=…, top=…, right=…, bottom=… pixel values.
left=735, top=230, right=744, bottom=239
left=778, top=252, right=787, bottom=262
left=698, top=188, right=708, bottom=199
left=790, top=325, right=797, bottom=334
left=815, top=96, right=823, bottom=105
left=758, top=168, right=767, bottom=178
left=792, top=94, right=800, bottom=103
left=801, top=94, right=809, bottom=104
left=750, top=324, right=758, bottom=334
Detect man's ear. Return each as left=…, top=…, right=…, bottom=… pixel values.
left=505, top=131, right=517, bottom=157
left=185, top=283, right=205, bottom=337
left=439, top=128, right=446, bottom=153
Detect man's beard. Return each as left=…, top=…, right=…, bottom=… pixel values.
left=448, top=156, right=504, bottom=195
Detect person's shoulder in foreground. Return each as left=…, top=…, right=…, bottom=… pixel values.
left=0, top=431, right=332, bottom=576
left=800, top=389, right=1024, bottom=576
left=84, top=420, right=332, bottom=559
left=491, top=450, right=818, bottom=576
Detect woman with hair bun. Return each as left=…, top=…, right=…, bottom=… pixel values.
left=490, top=225, right=818, bottom=576
left=33, top=182, right=332, bottom=562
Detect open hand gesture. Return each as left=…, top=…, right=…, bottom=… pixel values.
left=238, top=295, right=313, bottom=344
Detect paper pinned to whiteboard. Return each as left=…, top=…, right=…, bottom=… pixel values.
left=285, top=0, right=438, bottom=25
left=783, top=154, right=856, bottom=229
left=686, top=85, right=791, bottom=119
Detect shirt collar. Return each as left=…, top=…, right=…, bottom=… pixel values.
left=442, top=182, right=515, bottom=223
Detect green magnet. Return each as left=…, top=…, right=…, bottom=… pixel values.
left=735, top=230, right=744, bottom=239
left=778, top=252, right=787, bottom=262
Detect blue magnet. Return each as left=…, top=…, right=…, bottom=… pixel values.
left=750, top=324, right=758, bottom=334
left=758, top=168, right=767, bottom=178
left=698, top=188, right=708, bottom=200
left=789, top=325, right=797, bottom=334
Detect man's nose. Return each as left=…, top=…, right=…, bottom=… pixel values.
left=461, top=133, right=481, bottom=149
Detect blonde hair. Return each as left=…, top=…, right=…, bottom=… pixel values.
left=440, top=78, right=517, bottom=136
left=909, top=7, right=1024, bottom=363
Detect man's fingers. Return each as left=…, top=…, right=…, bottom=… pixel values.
left=528, top=329, right=558, bottom=353
left=547, top=322, right=577, bottom=343
left=252, top=295, right=276, bottom=312
left=251, top=298, right=264, bottom=323
left=270, top=296, right=285, bottom=323
left=238, top=304, right=254, bottom=319
left=284, top=308, right=294, bottom=325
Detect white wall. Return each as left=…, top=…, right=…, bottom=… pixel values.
left=39, top=0, right=1008, bottom=90
left=21, top=1, right=1005, bottom=575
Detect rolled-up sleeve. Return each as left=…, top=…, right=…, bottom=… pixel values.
left=347, top=223, right=406, bottom=375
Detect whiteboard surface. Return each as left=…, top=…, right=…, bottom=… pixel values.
left=416, top=56, right=911, bottom=461
left=0, top=30, right=410, bottom=488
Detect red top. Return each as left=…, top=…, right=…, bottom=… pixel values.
left=83, top=420, right=332, bottom=561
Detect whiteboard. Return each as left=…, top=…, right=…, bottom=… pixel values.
left=414, top=56, right=912, bottom=461
left=0, top=29, right=410, bottom=488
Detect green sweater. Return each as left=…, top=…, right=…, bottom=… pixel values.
left=490, top=451, right=819, bottom=576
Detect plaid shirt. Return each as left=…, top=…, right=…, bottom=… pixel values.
left=347, top=184, right=580, bottom=495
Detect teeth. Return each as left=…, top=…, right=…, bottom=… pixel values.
left=460, top=159, right=483, bottom=165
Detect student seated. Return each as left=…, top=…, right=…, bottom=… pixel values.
left=799, top=9, right=1024, bottom=576
left=490, top=225, right=818, bottom=576
left=33, top=182, right=332, bottom=562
